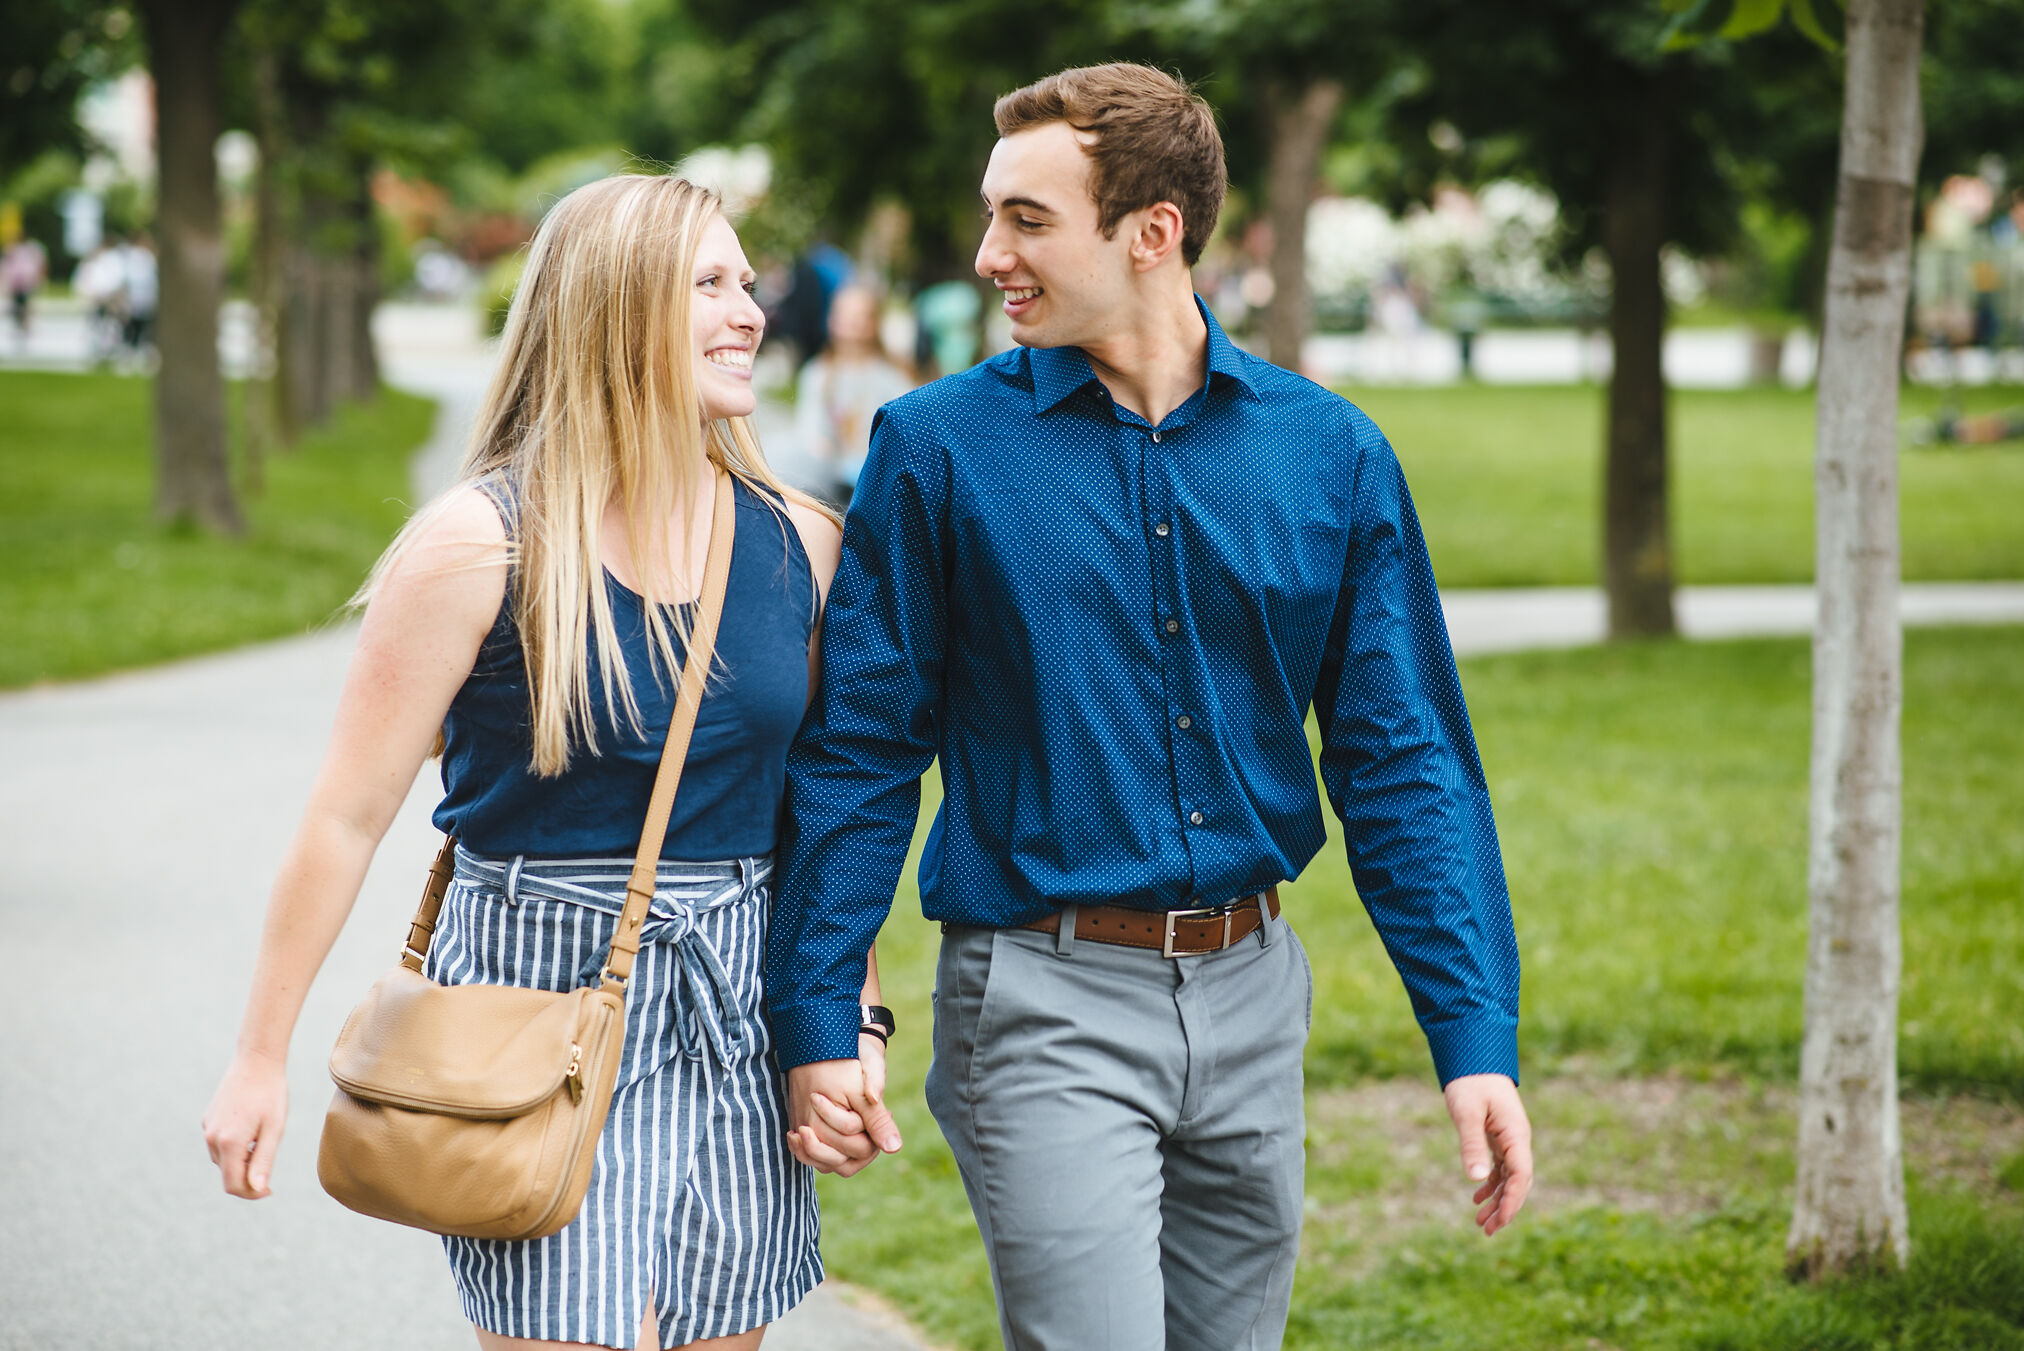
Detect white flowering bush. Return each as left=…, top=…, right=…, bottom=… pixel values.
left=1304, top=179, right=1613, bottom=328
left=1306, top=197, right=1400, bottom=301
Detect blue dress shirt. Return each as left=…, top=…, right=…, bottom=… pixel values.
left=766, top=300, right=1519, bottom=1085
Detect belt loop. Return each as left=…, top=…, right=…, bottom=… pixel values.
left=1254, top=890, right=1276, bottom=948
left=738, top=856, right=756, bottom=892
left=1055, top=904, right=1078, bottom=956
left=504, top=854, right=526, bottom=906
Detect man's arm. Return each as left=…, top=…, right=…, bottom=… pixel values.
left=766, top=405, right=949, bottom=1161
left=1311, top=410, right=1531, bottom=1232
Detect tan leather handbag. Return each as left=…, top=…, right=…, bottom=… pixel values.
left=317, top=468, right=737, bottom=1240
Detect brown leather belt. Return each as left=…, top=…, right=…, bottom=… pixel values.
left=1020, top=887, right=1281, bottom=957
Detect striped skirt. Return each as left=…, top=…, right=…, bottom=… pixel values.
left=424, top=848, right=822, bottom=1348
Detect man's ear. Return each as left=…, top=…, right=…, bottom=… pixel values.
left=1128, top=201, right=1187, bottom=273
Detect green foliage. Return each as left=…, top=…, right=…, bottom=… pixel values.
left=0, top=2, right=139, bottom=175
left=1, top=150, right=85, bottom=274
left=1399, top=0, right=1768, bottom=264
left=1660, top=0, right=1844, bottom=52
left=1923, top=0, right=2024, bottom=187
left=480, top=250, right=526, bottom=338
left=422, top=0, right=633, bottom=175
left=1356, top=382, right=2024, bottom=587
left=689, top=0, right=1130, bottom=277
left=0, top=372, right=433, bottom=687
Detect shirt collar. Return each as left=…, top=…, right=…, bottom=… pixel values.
left=1027, top=294, right=1260, bottom=416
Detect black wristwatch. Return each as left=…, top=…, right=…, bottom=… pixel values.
left=859, top=1004, right=897, bottom=1044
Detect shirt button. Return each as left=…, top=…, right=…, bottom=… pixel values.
left=1163, top=618, right=1180, bottom=635
left=1176, top=714, right=1192, bottom=729
left=1188, top=810, right=1204, bottom=826
left=1152, top=431, right=1161, bottom=443
left=1154, top=521, right=1171, bottom=538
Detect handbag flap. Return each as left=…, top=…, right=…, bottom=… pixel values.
left=329, top=966, right=610, bottom=1118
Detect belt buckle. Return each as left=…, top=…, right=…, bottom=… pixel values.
left=1162, top=903, right=1235, bottom=958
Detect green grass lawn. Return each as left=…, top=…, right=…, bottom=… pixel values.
left=0, top=371, right=435, bottom=687
left=1353, top=382, right=2024, bottom=587
left=820, top=626, right=2024, bottom=1350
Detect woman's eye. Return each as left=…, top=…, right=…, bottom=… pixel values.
left=698, top=274, right=718, bottom=288
left=743, top=280, right=759, bottom=296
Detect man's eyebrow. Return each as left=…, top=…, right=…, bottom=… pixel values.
left=981, top=193, right=1058, bottom=215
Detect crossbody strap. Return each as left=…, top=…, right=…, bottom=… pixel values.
left=399, top=466, right=739, bottom=990
left=602, top=466, right=737, bottom=990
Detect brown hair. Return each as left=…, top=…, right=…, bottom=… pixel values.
left=993, top=63, right=1226, bottom=267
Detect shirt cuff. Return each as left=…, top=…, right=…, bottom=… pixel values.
left=1422, top=1015, right=1520, bottom=1087
left=770, top=998, right=869, bottom=1071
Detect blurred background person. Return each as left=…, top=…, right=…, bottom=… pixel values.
left=911, top=277, right=982, bottom=378
left=769, top=240, right=855, bottom=370
left=72, top=241, right=129, bottom=366
left=3, top=229, right=49, bottom=350
left=795, top=284, right=914, bottom=507
left=118, top=232, right=157, bottom=360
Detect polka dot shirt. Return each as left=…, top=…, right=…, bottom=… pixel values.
left=766, top=298, right=1519, bottom=1084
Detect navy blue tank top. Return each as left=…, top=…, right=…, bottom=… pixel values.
left=433, top=478, right=817, bottom=860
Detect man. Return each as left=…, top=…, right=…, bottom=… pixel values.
left=767, top=63, right=1532, bottom=1350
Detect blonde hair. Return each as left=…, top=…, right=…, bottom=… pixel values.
left=362, top=173, right=836, bottom=776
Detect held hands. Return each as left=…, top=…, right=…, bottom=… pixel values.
left=783, top=1034, right=903, bottom=1177
left=1443, top=1072, right=1534, bottom=1237
left=202, top=1051, right=290, bottom=1199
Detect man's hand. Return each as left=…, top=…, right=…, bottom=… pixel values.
left=1443, top=1072, right=1533, bottom=1236
left=783, top=1036, right=902, bottom=1177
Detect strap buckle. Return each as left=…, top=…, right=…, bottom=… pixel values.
left=1161, top=903, right=1235, bottom=958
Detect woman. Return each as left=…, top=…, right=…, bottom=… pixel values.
left=793, top=284, right=913, bottom=508
left=202, top=174, right=885, bottom=1350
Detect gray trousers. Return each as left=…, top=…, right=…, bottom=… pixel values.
left=925, top=908, right=1312, bottom=1351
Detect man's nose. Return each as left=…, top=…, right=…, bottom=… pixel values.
left=975, top=222, right=1012, bottom=279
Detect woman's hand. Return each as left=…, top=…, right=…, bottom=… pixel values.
left=783, top=1035, right=902, bottom=1176
left=202, top=1051, right=290, bottom=1199
left=857, top=1029, right=889, bottom=1111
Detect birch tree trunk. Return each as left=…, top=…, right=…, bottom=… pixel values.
left=1261, top=76, right=1344, bottom=373
left=1787, top=0, right=1922, bottom=1282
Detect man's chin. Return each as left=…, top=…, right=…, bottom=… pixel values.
left=1009, top=317, right=1074, bottom=350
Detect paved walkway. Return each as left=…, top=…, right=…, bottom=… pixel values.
left=3, top=302, right=2020, bottom=1350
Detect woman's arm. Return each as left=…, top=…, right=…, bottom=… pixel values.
left=202, top=486, right=508, bottom=1199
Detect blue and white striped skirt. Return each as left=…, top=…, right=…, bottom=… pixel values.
left=423, top=848, right=822, bottom=1348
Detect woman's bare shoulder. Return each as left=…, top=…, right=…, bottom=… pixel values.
left=367, top=481, right=511, bottom=626
left=780, top=497, right=843, bottom=603
left=416, top=480, right=512, bottom=550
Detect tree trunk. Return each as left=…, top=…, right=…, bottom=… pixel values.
left=245, top=47, right=286, bottom=479
left=1261, top=75, right=1344, bottom=373
left=278, top=245, right=314, bottom=433
left=1788, top=0, right=1923, bottom=1283
left=1600, top=76, right=1676, bottom=638
left=346, top=154, right=381, bottom=402
left=323, top=244, right=357, bottom=411
left=137, top=0, right=245, bottom=534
